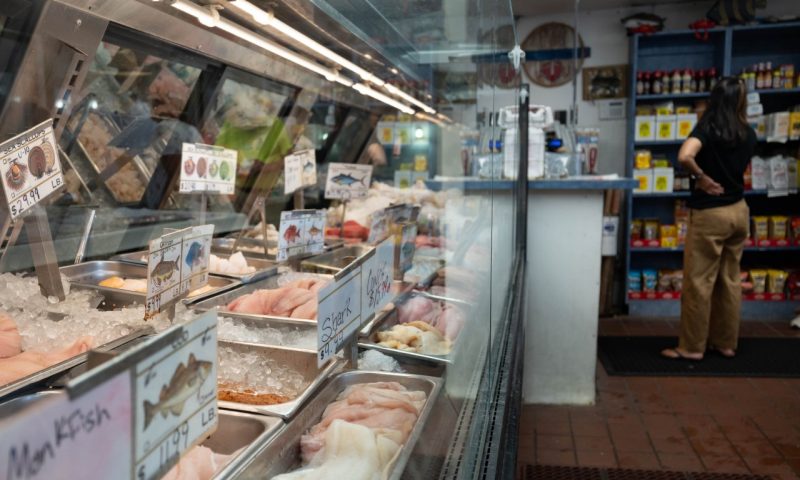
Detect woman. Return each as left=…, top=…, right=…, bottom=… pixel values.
left=662, top=77, right=756, bottom=361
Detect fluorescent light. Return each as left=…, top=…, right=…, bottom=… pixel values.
left=383, top=83, right=435, bottom=114
left=352, top=84, right=414, bottom=115
left=171, top=0, right=352, bottom=87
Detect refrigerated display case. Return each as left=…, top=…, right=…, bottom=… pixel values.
left=0, top=0, right=526, bottom=478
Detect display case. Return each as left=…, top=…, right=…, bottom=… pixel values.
left=0, top=0, right=525, bottom=478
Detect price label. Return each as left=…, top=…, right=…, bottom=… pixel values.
left=361, top=237, right=395, bottom=321
left=366, top=203, right=414, bottom=244
left=0, top=119, right=65, bottom=219
left=284, top=149, right=317, bottom=195
left=276, top=209, right=326, bottom=262
left=317, top=266, right=362, bottom=367
left=179, top=143, right=237, bottom=194
left=324, top=163, right=372, bottom=200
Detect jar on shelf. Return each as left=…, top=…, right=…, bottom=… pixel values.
left=671, top=70, right=682, bottom=94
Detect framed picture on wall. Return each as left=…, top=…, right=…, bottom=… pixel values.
left=582, top=65, right=629, bottom=100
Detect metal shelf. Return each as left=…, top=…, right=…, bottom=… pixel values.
left=632, top=190, right=796, bottom=198
left=635, top=92, right=708, bottom=101
left=631, top=245, right=800, bottom=253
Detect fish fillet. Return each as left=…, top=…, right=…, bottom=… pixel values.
left=0, top=336, right=93, bottom=385
left=0, top=312, right=22, bottom=358
left=162, top=445, right=232, bottom=480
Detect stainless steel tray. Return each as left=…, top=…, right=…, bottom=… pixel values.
left=358, top=292, right=469, bottom=366
left=300, top=244, right=374, bottom=279
left=112, top=250, right=278, bottom=284
left=217, top=340, right=342, bottom=419
left=358, top=281, right=416, bottom=337
left=214, top=237, right=277, bottom=261
left=0, top=390, right=282, bottom=480
left=0, top=328, right=151, bottom=400
left=235, top=371, right=442, bottom=480
left=191, top=273, right=331, bottom=328
left=60, top=261, right=241, bottom=308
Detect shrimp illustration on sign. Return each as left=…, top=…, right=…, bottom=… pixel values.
left=152, top=251, right=179, bottom=287
left=330, top=172, right=366, bottom=187
left=143, top=353, right=213, bottom=429
left=283, top=224, right=301, bottom=244
left=184, top=241, right=205, bottom=269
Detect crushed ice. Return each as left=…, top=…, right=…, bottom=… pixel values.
left=217, top=345, right=307, bottom=398
left=358, top=349, right=403, bottom=373
left=217, top=317, right=315, bottom=349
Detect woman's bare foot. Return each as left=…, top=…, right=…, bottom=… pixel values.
left=710, top=346, right=736, bottom=358
left=660, top=347, right=703, bottom=361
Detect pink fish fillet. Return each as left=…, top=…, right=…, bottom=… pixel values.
left=396, top=296, right=434, bottom=325
left=0, top=312, right=22, bottom=358
left=440, top=305, right=465, bottom=341
left=161, top=445, right=231, bottom=480
left=289, top=299, right=318, bottom=320
left=226, top=288, right=285, bottom=315
left=271, top=288, right=315, bottom=317
left=0, top=336, right=93, bottom=385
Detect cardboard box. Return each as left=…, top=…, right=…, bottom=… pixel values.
left=655, top=115, right=677, bottom=141
left=635, top=115, right=656, bottom=141
left=653, top=167, right=675, bottom=193
left=676, top=113, right=697, bottom=139
left=633, top=168, right=654, bottom=193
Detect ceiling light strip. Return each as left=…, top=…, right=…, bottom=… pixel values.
left=384, top=84, right=436, bottom=114
left=353, top=84, right=415, bottom=115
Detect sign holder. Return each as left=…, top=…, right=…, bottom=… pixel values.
left=231, top=194, right=271, bottom=257
left=283, top=149, right=317, bottom=211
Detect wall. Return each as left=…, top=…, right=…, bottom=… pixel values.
left=482, top=0, right=798, bottom=176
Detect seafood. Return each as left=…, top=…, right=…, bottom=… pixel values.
left=98, top=276, right=147, bottom=293
left=330, top=173, right=365, bottom=187
left=197, top=157, right=208, bottom=178
left=143, top=353, right=213, bottom=429
left=162, top=445, right=232, bottom=480
left=225, top=278, right=328, bottom=319
left=27, top=146, right=47, bottom=178
left=283, top=224, right=301, bottom=243
left=42, top=141, right=56, bottom=171
left=376, top=321, right=451, bottom=355
left=209, top=252, right=255, bottom=275
left=152, top=253, right=180, bottom=287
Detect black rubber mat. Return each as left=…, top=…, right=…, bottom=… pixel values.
left=520, top=465, right=771, bottom=480
left=598, top=336, right=800, bottom=377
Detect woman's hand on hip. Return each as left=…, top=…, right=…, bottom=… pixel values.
left=696, top=175, right=724, bottom=196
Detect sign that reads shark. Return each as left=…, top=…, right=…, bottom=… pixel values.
left=324, top=163, right=373, bottom=200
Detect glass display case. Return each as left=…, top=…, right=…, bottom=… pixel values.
left=0, top=0, right=525, bottom=478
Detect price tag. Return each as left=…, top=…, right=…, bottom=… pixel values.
left=361, top=237, right=395, bottom=321
left=317, top=266, right=362, bottom=367
left=0, top=119, right=65, bottom=219
left=324, top=163, right=373, bottom=200
left=276, top=209, right=325, bottom=262
left=146, top=225, right=214, bottom=318
left=179, top=143, right=237, bottom=194
left=284, top=149, right=317, bottom=195
left=366, top=204, right=415, bottom=244
left=396, top=222, right=417, bottom=274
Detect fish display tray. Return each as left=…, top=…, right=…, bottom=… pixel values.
left=234, top=371, right=442, bottom=480
left=357, top=281, right=416, bottom=338
left=358, top=292, right=469, bottom=366
left=112, top=250, right=278, bottom=284
left=0, top=390, right=282, bottom=480
left=60, top=261, right=240, bottom=307
left=300, top=244, right=374, bottom=279
left=190, top=273, right=331, bottom=328
left=214, top=237, right=277, bottom=261
left=217, top=340, right=342, bottom=419
left=0, top=328, right=151, bottom=400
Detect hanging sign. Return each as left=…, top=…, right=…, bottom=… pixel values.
left=145, top=225, right=213, bottom=318
left=317, top=265, right=362, bottom=367
left=360, top=236, right=395, bottom=321
left=284, top=149, right=317, bottom=194
left=179, top=143, right=237, bottom=194
left=396, top=222, right=418, bottom=274
left=324, top=163, right=373, bottom=200
left=0, top=119, right=64, bottom=219
left=276, top=209, right=326, bottom=262
left=366, top=203, right=415, bottom=245
left=0, top=312, right=218, bottom=480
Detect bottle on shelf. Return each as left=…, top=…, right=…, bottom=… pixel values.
left=644, top=71, right=652, bottom=94
left=671, top=70, right=682, bottom=94
left=708, top=67, right=718, bottom=90
left=773, top=69, right=781, bottom=90
left=765, top=62, right=773, bottom=88
left=652, top=71, right=663, bottom=94
left=682, top=69, right=692, bottom=93
left=636, top=71, right=644, bottom=95
left=756, top=63, right=765, bottom=89
left=697, top=69, right=707, bottom=93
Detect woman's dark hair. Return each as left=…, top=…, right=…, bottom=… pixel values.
left=697, top=76, right=749, bottom=143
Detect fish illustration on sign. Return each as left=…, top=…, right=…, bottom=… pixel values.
left=143, top=353, right=213, bottom=429
left=283, top=224, right=301, bottom=243
left=330, top=173, right=366, bottom=187
left=152, top=252, right=179, bottom=287
left=308, top=224, right=322, bottom=238
left=303, top=161, right=315, bottom=174
left=401, top=241, right=415, bottom=258
left=185, top=241, right=205, bottom=269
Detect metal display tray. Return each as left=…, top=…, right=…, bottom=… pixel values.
left=112, top=250, right=279, bottom=284
left=214, top=237, right=277, bottom=261
left=235, top=371, right=442, bottom=480
left=191, top=273, right=331, bottom=328
left=217, top=340, right=342, bottom=419
left=0, top=390, right=283, bottom=480
left=0, top=328, right=150, bottom=400
left=358, top=292, right=471, bottom=366
left=300, top=244, right=374, bottom=278
left=60, top=261, right=241, bottom=307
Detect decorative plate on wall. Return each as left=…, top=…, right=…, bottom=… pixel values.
left=478, top=25, right=521, bottom=90
left=522, top=22, right=585, bottom=88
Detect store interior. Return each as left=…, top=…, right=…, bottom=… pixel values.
left=0, top=0, right=798, bottom=478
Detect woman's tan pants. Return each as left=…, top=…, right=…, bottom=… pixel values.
left=679, top=199, right=749, bottom=353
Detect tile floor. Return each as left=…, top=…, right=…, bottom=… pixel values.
left=518, top=319, right=800, bottom=480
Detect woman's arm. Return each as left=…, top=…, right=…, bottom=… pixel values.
left=678, top=137, right=723, bottom=195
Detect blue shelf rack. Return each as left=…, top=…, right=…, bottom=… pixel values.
left=625, top=21, right=800, bottom=320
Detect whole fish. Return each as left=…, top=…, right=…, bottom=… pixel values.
left=284, top=224, right=301, bottom=243
left=143, top=354, right=213, bottom=429
left=185, top=241, right=205, bottom=269
left=308, top=225, right=321, bottom=237
left=330, top=173, right=365, bottom=187
left=152, top=253, right=179, bottom=287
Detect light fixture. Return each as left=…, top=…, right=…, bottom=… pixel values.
left=383, top=83, right=435, bottom=114
left=352, top=84, right=414, bottom=115
left=171, top=0, right=352, bottom=87
left=390, top=68, right=399, bottom=74
left=414, top=127, right=424, bottom=139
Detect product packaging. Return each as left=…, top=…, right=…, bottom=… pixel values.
left=657, top=270, right=673, bottom=292
left=642, top=269, right=658, bottom=293
left=676, top=113, right=697, bottom=139
left=767, top=269, right=788, bottom=294
left=628, top=271, right=642, bottom=293
left=656, top=115, right=677, bottom=141
left=789, top=112, right=800, bottom=140
left=660, top=225, right=678, bottom=248
left=752, top=216, right=769, bottom=241
left=748, top=115, right=766, bottom=140
left=768, top=155, right=789, bottom=195
left=766, top=112, right=790, bottom=143
left=769, top=216, right=788, bottom=240
left=741, top=271, right=754, bottom=295
left=643, top=220, right=660, bottom=240
left=671, top=270, right=684, bottom=292
left=633, top=168, right=654, bottom=193
left=635, top=116, right=656, bottom=141
left=751, top=156, right=768, bottom=190
left=750, top=270, right=768, bottom=294
left=791, top=217, right=800, bottom=244
left=630, top=219, right=643, bottom=241
left=653, top=167, right=674, bottom=193
left=635, top=150, right=652, bottom=169
left=676, top=220, right=688, bottom=245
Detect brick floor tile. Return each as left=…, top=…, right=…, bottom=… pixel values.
left=688, top=435, right=738, bottom=457
left=733, top=438, right=781, bottom=458
left=536, top=448, right=577, bottom=466
left=617, top=452, right=661, bottom=470
left=576, top=450, right=617, bottom=468
left=574, top=435, right=613, bottom=452
left=650, top=435, right=695, bottom=455
left=699, top=454, right=751, bottom=474
left=641, top=414, right=683, bottom=438
left=535, top=419, right=571, bottom=436
left=536, top=434, right=573, bottom=452
left=742, top=456, right=797, bottom=475
left=657, top=452, right=705, bottom=471
left=611, top=433, right=654, bottom=453
left=571, top=421, right=609, bottom=438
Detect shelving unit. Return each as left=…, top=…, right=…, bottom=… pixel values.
left=625, top=21, right=800, bottom=320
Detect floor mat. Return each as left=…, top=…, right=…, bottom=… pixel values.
left=520, top=465, right=770, bottom=480
left=597, top=336, right=800, bottom=377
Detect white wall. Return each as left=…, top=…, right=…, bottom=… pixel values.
left=481, top=0, right=799, bottom=176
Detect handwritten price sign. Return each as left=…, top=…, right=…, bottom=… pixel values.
left=0, top=119, right=65, bottom=219
left=317, top=266, right=362, bottom=367
left=361, top=237, right=395, bottom=320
